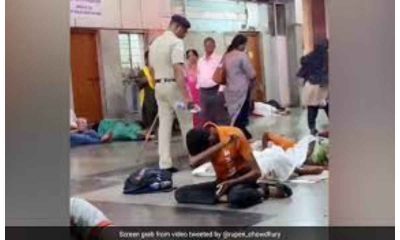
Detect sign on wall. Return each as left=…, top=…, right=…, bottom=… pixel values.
left=71, top=0, right=102, bottom=18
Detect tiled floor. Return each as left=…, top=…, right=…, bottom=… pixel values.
left=71, top=108, right=329, bottom=226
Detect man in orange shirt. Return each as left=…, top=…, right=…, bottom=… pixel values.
left=175, top=123, right=292, bottom=208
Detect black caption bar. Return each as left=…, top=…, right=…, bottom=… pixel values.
left=6, top=227, right=394, bottom=240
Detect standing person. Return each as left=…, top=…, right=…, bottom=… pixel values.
left=149, top=15, right=193, bottom=173
left=136, top=51, right=158, bottom=130
left=185, top=49, right=202, bottom=127
left=297, top=39, right=329, bottom=135
left=222, top=34, right=256, bottom=139
left=197, top=37, right=229, bottom=125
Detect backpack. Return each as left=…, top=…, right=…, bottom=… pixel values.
left=123, top=168, right=174, bottom=194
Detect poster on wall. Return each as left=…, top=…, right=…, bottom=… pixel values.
left=70, top=0, right=102, bottom=18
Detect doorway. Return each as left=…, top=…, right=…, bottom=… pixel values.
left=70, top=30, right=103, bottom=123
left=242, top=32, right=266, bottom=102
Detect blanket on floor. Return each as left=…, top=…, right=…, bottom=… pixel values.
left=98, top=119, right=144, bottom=141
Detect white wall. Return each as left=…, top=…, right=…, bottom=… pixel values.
left=286, top=0, right=304, bottom=106
left=97, top=30, right=127, bottom=118
left=70, top=0, right=172, bottom=29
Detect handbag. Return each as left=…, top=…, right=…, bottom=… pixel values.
left=213, top=62, right=226, bottom=85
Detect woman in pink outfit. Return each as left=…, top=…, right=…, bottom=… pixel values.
left=185, top=49, right=202, bottom=127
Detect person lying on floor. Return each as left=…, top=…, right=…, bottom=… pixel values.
left=252, top=100, right=291, bottom=117
left=191, top=132, right=328, bottom=182
left=262, top=132, right=329, bottom=167
left=70, top=197, right=113, bottom=240
left=259, top=132, right=328, bottom=180
left=70, top=109, right=113, bottom=148
left=175, top=122, right=292, bottom=209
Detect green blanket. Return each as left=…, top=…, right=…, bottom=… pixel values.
left=98, top=119, right=143, bottom=141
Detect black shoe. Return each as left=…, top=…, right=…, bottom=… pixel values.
left=165, top=167, right=179, bottom=173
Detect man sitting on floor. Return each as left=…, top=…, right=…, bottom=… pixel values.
left=175, top=122, right=292, bottom=209
left=70, top=109, right=112, bottom=147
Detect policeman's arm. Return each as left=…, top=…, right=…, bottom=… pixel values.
left=173, top=63, right=191, bottom=103
left=171, top=41, right=192, bottom=103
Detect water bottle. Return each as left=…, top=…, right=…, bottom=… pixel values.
left=176, top=102, right=186, bottom=111
left=175, top=101, right=201, bottom=113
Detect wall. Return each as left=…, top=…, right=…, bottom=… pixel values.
left=302, top=0, right=314, bottom=54
left=97, top=30, right=127, bottom=118
left=286, top=0, right=304, bottom=106
left=185, top=0, right=247, bottom=32
left=329, top=0, right=394, bottom=226
left=6, top=0, right=70, bottom=226
left=70, top=0, right=171, bottom=29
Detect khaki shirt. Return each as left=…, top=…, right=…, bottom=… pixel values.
left=149, top=30, right=185, bottom=79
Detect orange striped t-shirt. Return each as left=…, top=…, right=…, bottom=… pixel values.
left=204, top=123, right=253, bottom=182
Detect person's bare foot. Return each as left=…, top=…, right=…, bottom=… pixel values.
left=101, top=133, right=113, bottom=143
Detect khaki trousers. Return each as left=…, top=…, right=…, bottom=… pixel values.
left=155, top=82, right=193, bottom=169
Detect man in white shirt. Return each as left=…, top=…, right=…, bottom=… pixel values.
left=149, top=15, right=193, bottom=172
left=197, top=37, right=229, bottom=125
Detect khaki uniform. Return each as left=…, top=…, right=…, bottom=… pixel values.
left=149, top=30, right=193, bottom=169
